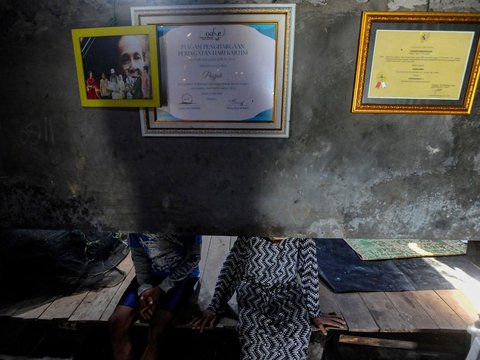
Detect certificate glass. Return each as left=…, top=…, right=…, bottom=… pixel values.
left=131, top=5, right=295, bottom=137
left=352, top=12, right=480, bottom=114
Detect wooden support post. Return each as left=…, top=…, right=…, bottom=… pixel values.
left=467, top=241, right=480, bottom=266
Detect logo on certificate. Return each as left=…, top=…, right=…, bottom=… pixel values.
left=374, top=72, right=387, bottom=89
left=200, top=27, right=226, bottom=41
left=181, top=93, right=193, bottom=104
left=419, top=32, right=430, bottom=42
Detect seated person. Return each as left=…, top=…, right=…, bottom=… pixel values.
left=192, top=236, right=346, bottom=360
left=109, top=232, right=201, bottom=360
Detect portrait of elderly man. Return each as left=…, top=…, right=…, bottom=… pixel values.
left=117, top=35, right=151, bottom=99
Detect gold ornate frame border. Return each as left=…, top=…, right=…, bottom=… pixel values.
left=352, top=12, right=480, bottom=115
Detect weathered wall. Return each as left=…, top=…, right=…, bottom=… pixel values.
left=1, top=0, right=480, bottom=239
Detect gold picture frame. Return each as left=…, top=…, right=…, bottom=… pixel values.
left=352, top=12, right=480, bottom=114
left=72, top=25, right=160, bottom=107
left=131, top=4, right=295, bottom=137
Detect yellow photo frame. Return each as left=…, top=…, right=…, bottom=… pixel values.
left=72, top=25, right=160, bottom=107
left=352, top=12, right=480, bottom=115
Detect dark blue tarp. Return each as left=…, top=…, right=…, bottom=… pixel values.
left=314, top=238, right=457, bottom=293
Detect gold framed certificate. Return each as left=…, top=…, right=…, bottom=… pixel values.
left=352, top=12, right=480, bottom=114
left=131, top=5, right=295, bottom=137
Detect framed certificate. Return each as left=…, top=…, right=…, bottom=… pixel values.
left=131, top=4, right=295, bottom=137
left=72, top=25, right=160, bottom=108
left=352, top=12, right=480, bottom=114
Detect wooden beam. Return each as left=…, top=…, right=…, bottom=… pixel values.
left=339, top=334, right=419, bottom=350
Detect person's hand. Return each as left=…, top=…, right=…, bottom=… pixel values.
left=312, top=313, right=346, bottom=336
left=139, top=287, right=162, bottom=320
left=191, top=309, right=218, bottom=333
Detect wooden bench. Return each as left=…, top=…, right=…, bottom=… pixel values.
left=0, top=235, right=237, bottom=329
left=1, top=236, right=479, bottom=338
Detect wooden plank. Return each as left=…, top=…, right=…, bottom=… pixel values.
left=100, top=267, right=136, bottom=321
left=339, top=334, right=419, bottom=350
left=199, top=235, right=212, bottom=286
left=99, top=253, right=136, bottom=321
left=360, top=292, right=413, bottom=332
left=39, top=291, right=89, bottom=320
left=435, top=289, right=478, bottom=326
left=216, top=236, right=238, bottom=314
left=229, top=236, right=237, bottom=249
left=118, top=253, right=134, bottom=272
left=318, top=282, right=343, bottom=315
left=69, top=255, right=134, bottom=322
left=385, top=292, right=438, bottom=331
left=197, top=235, right=212, bottom=310
left=0, top=302, right=21, bottom=317
left=69, top=287, right=116, bottom=321
left=410, top=290, right=466, bottom=330
left=12, top=296, right=58, bottom=319
left=197, top=236, right=233, bottom=311
left=334, top=292, right=379, bottom=333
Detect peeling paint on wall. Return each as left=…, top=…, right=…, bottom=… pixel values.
left=430, top=0, right=480, bottom=11
left=388, top=0, right=427, bottom=11
left=426, top=145, right=441, bottom=156
left=0, top=179, right=107, bottom=230
left=306, top=0, right=328, bottom=6
left=473, top=153, right=480, bottom=174
left=307, top=219, right=345, bottom=238
left=1, top=0, right=480, bottom=239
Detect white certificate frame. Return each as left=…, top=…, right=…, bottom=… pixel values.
left=131, top=4, right=295, bottom=137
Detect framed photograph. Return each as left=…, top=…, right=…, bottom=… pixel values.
left=72, top=25, right=160, bottom=107
left=131, top=4, right=295, bottom=137
left=352, top=12, right=480, bottom=114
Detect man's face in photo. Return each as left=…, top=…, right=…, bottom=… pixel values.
left=118, top=35, right=147, bottom=78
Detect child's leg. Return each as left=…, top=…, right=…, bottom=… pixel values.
left=109, top=304, right=137, bottom=360
left=109, top=279, right=140, bottom=360
left=141, top=308, right=174, bottom=360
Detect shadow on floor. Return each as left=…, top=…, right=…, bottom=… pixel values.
left=0, top=318, right=470, bottom=360
left=0, top=318, right=239, bottom=360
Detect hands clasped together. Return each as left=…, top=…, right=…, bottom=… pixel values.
left=138, top=287, right=163, bottom=320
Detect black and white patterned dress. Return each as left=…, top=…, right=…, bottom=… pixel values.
left=208, top=237, right=321, bottom=360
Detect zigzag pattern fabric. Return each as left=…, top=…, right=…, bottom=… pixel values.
left=208, top=237, right=321, bottom=360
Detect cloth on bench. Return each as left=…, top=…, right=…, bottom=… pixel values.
left=344, top=238, right=467, bottom=261
left=314, top=239, right=457, bottom=293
